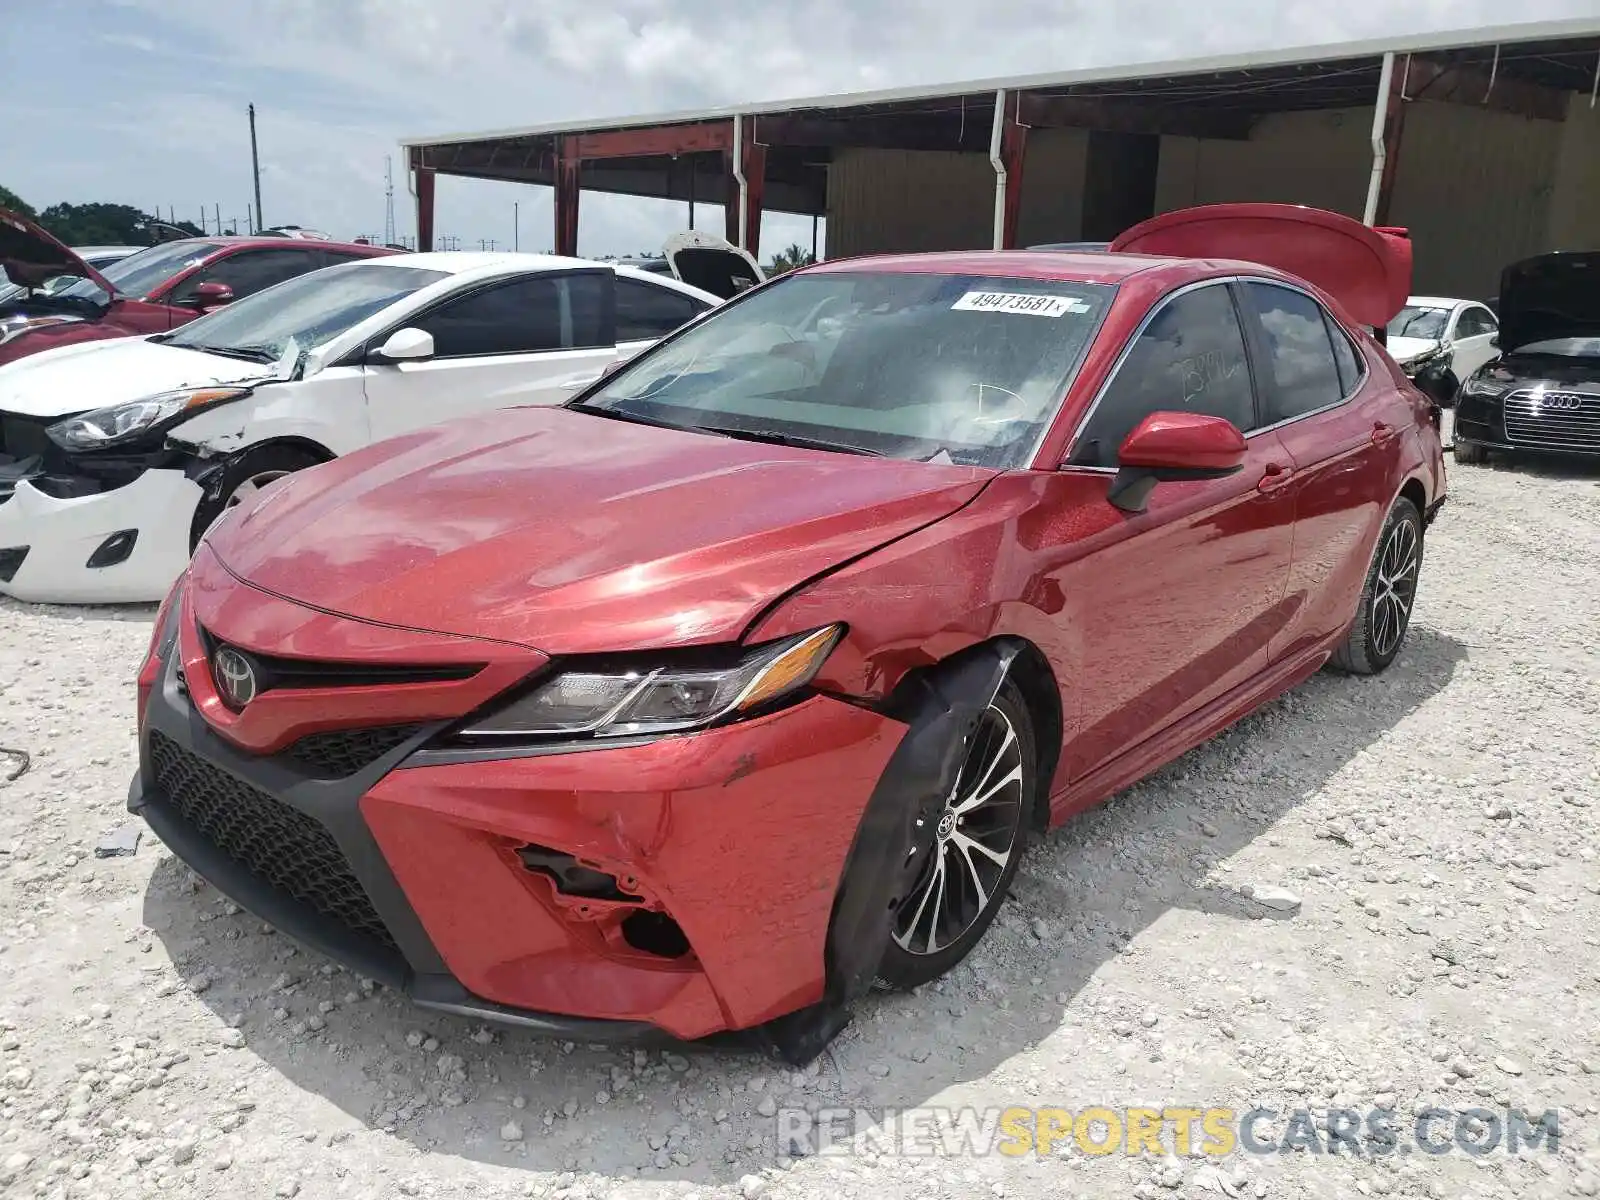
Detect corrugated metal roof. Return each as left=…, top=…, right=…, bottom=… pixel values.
left=401, top=16, right=1600, bottom=148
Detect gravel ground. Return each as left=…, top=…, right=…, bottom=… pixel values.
left=2, top=457, right=1597, bottom=1200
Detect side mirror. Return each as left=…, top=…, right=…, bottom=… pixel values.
left=1103, top=411, right=1247, bottom=514
left=598, top=358, right=627, bottom=380
left=1488, top=334, right=1499, bottom=349
left=369, top=327, right=434, bottom=363
left=189, top=281, right=234, bottom=309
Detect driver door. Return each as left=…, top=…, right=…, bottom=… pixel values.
left=360, top=270, right=622, bottom=443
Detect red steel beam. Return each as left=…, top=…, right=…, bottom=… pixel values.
left=1000, top=116, right=1028, bottom=250
left=554, top=138, right=581, bottom=256
left=414, top=166, right=436, bottom=253
left=569, top=121, right=735, bottom=160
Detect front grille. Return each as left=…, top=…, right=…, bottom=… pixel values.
left=1502, top=390, right=1600, bottom=452
left=196, top=626, right=483, bottom=694
left=147, top=730, right=397, bottom=951
left=286, top=724, right=425, bottom=778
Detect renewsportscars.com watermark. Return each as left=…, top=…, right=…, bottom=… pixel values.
left=774, top=1106, right=1562, bottom=1160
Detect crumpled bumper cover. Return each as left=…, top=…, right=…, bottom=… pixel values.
left=0, top=468, right=200, bottom=603
left=128, top=609, right=910, bottom=1054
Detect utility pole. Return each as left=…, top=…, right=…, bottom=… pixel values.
left=247, top=204, right=254, bottom=237
left=383, top=156, right=396, bottom=246
left=215, top=203, right=221, bottom=237
left=513, top=201, right=519, bottom=251
left=248, top=103, right=263, bottom=233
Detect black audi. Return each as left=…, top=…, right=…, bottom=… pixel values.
left=1454, top=251, right=1600, bottom=464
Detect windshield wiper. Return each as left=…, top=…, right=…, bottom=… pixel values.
left=171, top=343, right=279, bottom=363
left=693, top=426, right=884, bottom=456
left=567, top=402, right=730, bottom=437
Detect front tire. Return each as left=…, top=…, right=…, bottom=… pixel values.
left=875, top=678, right=1035, bottom=991
left=189, top=444, right=324, bottom=552
left=1453, top=440, right=1489, bottom=465
left=1329, top=496, right=1423, bottom=676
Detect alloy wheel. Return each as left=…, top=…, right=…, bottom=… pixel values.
left=892, top=705, right=1026, bottom=956
left=226, top=470, right=293, bottom=513
left=1371, top=518, right=1419, bottom=659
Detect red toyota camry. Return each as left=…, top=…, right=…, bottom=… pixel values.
left=130, top=204, right=1445, bottom=1062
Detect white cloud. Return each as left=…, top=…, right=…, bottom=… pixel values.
left=11, top=0, right=1598, bottom=255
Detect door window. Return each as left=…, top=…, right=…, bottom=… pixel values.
left=1242, top=281, right=1347, bottom=424
left=410, top=273, right=612, bottom=358
left=173, top=248, right=325, bottom=302
left=1454, top=307, right=1496, bottom=339
left=1323, top=311, right=1363, bottom=396
left=615, top=277, right=711, bottom=341
left=1070, top=282, right=1256, bottom=468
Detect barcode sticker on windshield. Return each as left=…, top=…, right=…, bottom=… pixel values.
left=952, top=291, right=1090, bottom=317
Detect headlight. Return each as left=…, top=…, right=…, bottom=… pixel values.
left=0, top=315, right=82, bottom=346
left=457, top=624, right=843, bottom=741
left=1399, top=345, right=1444, bottom=374
left=1459, top=374, right=1506, bottom=400
left=46, top=387, right=251, bottom=451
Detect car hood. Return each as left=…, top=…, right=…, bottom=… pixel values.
left=1387, top=334, right=1441, bottom=368
left=208, top=405, right=994, bottom=654
left=1496, top=252, right=1600, bottom=354
left=1475, top=348, right=1600, bottom=390
left=0, top=208, right=116, bottom=296
left=0, top=336, right=270, bottom=418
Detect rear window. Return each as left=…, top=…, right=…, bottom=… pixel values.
left=579, top=270, right=1115, bottom=468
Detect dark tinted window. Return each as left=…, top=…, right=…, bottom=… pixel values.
left=1324, top=311, right=1362, bottom=395
left=174, top=248, right=326, bottom=302
left=615, top=277, right=708, bottom=341
left=1455, top=307, right=1496, bottom=338
left=565, top=272, right=610, bottom=350
left=1071, top=283, right=1254, bottom=467
left=416, top=277, right=563, bottom=357
left=1244, top=282, right=1345, bottom=423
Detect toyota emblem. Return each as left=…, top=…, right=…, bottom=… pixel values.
left=213, top=646, right=258, bottom=709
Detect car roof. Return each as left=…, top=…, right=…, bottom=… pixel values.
left=192, top=235, right=393, bottom=254
left=802, top=249, right=1297, bottom=288
left=374, top=250, right=615, bottom=275
left=1407, top=295, right=1472, bottom=309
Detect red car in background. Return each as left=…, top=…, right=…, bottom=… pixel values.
left=0, top=210, right=395, bottom=365
left=130, top=204, right=1444, bottom=1064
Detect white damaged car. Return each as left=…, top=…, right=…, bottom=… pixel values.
left=0, top=249, right=730, bottom=603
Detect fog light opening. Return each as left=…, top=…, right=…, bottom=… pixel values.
left=0, top=547, right=28, bottom=584
left=621, top=911, right=691, bottom=959
left=517, top=843, right=641, bottom=902
left=86, top=529, right=138, bottom=570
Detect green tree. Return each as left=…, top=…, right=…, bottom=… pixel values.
left=767, top=243, right=816, bottom=275
left=36, top=202, right=201, bottom=246
left=0, top=185, right=36, bottom=220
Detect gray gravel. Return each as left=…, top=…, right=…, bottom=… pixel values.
left=2, top=457, right=1597, bottom=1200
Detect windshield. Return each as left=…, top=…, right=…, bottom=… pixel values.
left=1387, top=305, right=1448, bottom=340
left=576, top=270, right=1114, bottom=467
left=163, top=262, right=448, bottom=360
left=54, top=240, right=224, bottom=303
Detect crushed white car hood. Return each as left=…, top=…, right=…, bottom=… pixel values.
left=1387, top=335, right=1439, bottom=367
left=0, top=337, right=267, bottom=419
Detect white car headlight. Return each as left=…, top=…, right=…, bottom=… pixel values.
left=46, top=387, right=252, bottom=451
left=456, top=625, right=843, bottom=742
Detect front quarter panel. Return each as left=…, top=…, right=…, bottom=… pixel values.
left=166, top=367, right=371, bottom=458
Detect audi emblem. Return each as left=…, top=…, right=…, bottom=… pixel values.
left=1541, top=393, right=1584, bottom=411
left=212, top=646, right=259, bottom=709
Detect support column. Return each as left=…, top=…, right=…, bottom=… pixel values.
left=1363, top=52, right=1406, bottom=226
left=1000, top=114, right=1028, bottom=250
left=723, top=117, right=766, bottom=256
left=554, top=137, right=581, bottom=257
left=414, top=165, right=435, bottom=252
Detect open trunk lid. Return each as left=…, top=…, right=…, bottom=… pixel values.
left=0, top=208, right=118, bottom=298
left=663, top=230, right=765, bottom=300
left=1110, top=203, right=1412, bottom=327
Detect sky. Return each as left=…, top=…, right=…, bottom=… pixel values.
left=3, top=0, right=1595, bottom=259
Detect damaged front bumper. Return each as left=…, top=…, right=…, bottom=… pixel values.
left=0, top=468, right=202, bottom=603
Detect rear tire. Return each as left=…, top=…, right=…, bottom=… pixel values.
left=189, top=444, right=324, bottom=552
left=1453, top=440, right=1489, bottom=465
left=1329, top=497, right=1423, bottom=676
left=875, top=677, right=1036, bottom=992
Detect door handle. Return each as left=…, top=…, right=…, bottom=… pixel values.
left=1371, top=421, right=1396, bottom=445
left=1256, top=462, right=1294, bottom=492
